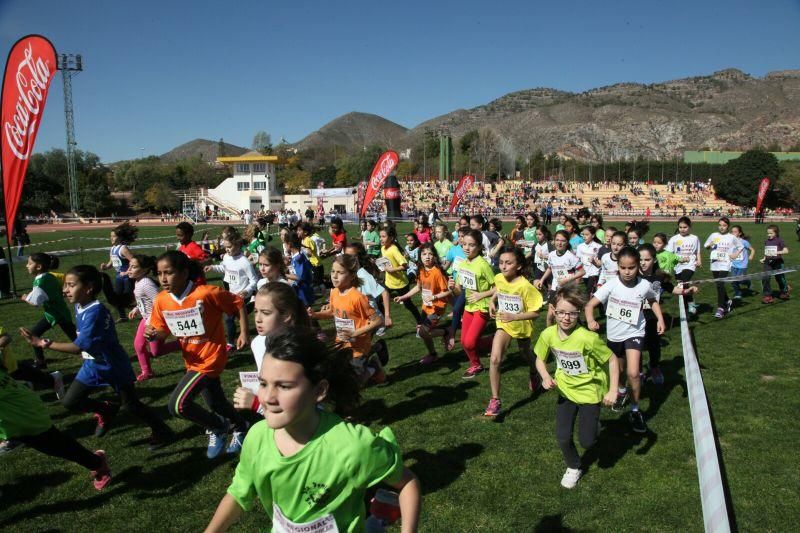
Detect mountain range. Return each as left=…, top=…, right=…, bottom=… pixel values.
left=160, top=68, right=800, bottom=164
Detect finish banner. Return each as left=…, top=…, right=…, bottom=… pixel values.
left=360, top=150, right=398, bottom=218
left=448, top=174, right=475, bottom=214
left=1, top=35, right=57, bottom=243
left=755, top=177, right=770, bottom=213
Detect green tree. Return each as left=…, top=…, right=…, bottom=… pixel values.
left=143, top=182, right=179, bottom=211
left=218, top=137, right=226, bottom=157
left=712, top=149, right=781, bottom=207
left=252, top=131, right=273, bottom=154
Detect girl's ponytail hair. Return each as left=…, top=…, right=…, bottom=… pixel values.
left=264, top=328, right=361, bottom=415
left=66, top=265, right=132, bottom=308
left=29, top=252, right=59, bottom=271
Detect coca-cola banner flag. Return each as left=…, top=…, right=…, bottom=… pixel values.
left=755, top=177, right=770, bottom=213
left=1, top=35, right=57, bottom=242
left=449, top=174, right=475, bottom=214
left=360, top=151, right=398, bottom=218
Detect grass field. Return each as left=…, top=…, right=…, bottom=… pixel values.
left=0, top=220, right=798, bottom=532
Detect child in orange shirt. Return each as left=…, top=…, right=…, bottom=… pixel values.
left=394, top=243, right=452, bottom=365
left=308, top=255, right=384, bottom=386
left=145, top=251, right=249, bottom=460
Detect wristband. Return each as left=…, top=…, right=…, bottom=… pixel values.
left=42, top=338, right=53, bottom=349
left=251, top=395, right=260, bottom=412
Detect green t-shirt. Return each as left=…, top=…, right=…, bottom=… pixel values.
left=361, top=230, right=381, bottom=257
left=595, top=229, right=606, bottom=245
left=523, top=227, right=538, bottom=242
left=457, top=256, right=496, bottom=313
left=32, top=273, right=71, bottom=326
left=0, top=367, right=52, bottom=440
left=247, top=238, right=267, bottom=256
left=227, top=411, right=404, bottom=532
left=433, top=239, right=453, bottom=262
left=656, top=250, right=680, bottom=275
left=534, top=325, right=613, bottom=405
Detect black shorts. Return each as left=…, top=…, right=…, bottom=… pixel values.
left=607, top=337, right=644, bottom=358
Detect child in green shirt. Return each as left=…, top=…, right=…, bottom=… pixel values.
left=652, top=233, right=680, bottom=275
left=206, top=329, right=421, bottom=532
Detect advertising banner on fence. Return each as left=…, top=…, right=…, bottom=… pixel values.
left=360, top=151, right=398, bottom=218
left=1, top=35, right=57, bottom=243
left=755, top=177, right=770, bottom=213
left=449, top=174, right=475, bottom=214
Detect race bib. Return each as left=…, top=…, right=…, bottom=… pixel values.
left=497, top=293, right=523, bottom=314
left=239, top=371, right=260, bottom=394
left=552, top=348, right=588, bottom=376
left=81, top=350, right=95, bottom=361
left=334, top=317, right=355, bottom=340
left=223, top=270, right=240, bottom=286
left=451, top=256, right=466, bottom=272
left=375, top=257, right=392, bottom=272
left=111, top=255, right=122, bottom=268
left=606, top=295, right=641, bottom=325
left=516, top=240, right=534, bottom=249
left=137, top=297, right=150, bottom=318
left=554, top=267, right=569, bottom=282
left=580, top=254, right=593, bottom=267
left=458, top=269, right=478, bottom=290
left=710, top=249, right=729, bottom=263
left=163, top=306, right=206, bottom=337
left=421, top=289, right=434, bottom=307
left=273, top=504, right=338, bottom=533
left=765, top=246, right=778, bottom=257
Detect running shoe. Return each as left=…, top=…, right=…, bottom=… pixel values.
left=560, top=467, right=582, bottom=489
left=376, top=326, right=386, bottom=337
left=369, top=366, right=386, bottom=385
left=93, top=402, right=119, bottom=438
left=461, top=365, right=484, bottom=379
left=374, top=340, right=389, bottom=367
left=206, top=420, right=230, bottom=459
left=91, top=450, right=112, bottom=490
left=688, top=302, right=698, bottom=315
left=714, top=307, right=726, bottom=319
left=148, top=429, right=174, bottom=452
left=226, top=343, right=236, bottom=354
left=762, top=295, right=774, bottom=304
left=630, top=410, right=648, bottom=434
left=51, top=370, right=65, bottom=399
left=611, top=390, right=629, bottom=412
left=419, top=353, right=438, bottom=365
left=725, top=299, right=733, bottom=314
left=650, top=366, right=665, bottom=386
left=0, top=439, right=24, bottom=456
left=529, top=370, right=542, bottom=393
left=136, top=371, right=155, bottom=382
left=226, top=422, right=250, bottom=455
left=779, top=292, right=790, bottom=301
left=484, top=398, right=502, bottom=417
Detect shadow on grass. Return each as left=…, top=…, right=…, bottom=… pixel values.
left=404, top=442, right=484, bottom=495
left=582, top=416, right=658, bottom=471
left=358, top=381, right=479, bottom=426
left=533, top=513, right=587, bottom=532
left=0, top=471, right=72, bottom=507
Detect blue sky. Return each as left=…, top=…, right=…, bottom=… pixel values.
left=2, top=0, right=799, bottom=163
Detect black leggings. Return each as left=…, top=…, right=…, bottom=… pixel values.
left=712, top=270, right=730, bottom=310
left=168, top=371, right=246, bottom=433
left=555, top=396, right=600, bottom=469
left=62, top=379, right=170, bottom=434
left=583, top=276, right=599, bottom=298
left=17, top=425, right=102, bottom=471
left=644, top=318, right=661, bottom=369
left=675, top=270, right=695, bottom=305
left=11, top=359, right=55, bottom=389
left=386, top=286, right=423, bottom=324
left=29, top=317, right=77, bottom=363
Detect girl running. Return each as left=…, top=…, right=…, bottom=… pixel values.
left=534, top=230, right=584, bottom=327
left=760, top=224, right=790, bottom=303
left=379, top=226, right=423, bottom=325
left=652, top=233, right=680, bottom=275
left=666, top=217, right=701, bottom=315
left=0, top=332, right=113, bottom=490
left=232, top=282, right=310, bottom=413
left=534, top=285, right=619, bottom=489
left=449, top=229, right=496, bottom=378
left=576, top=226, right=602, bottom=296
left=638, top=244, right=697, bottom=386
left=444, top=227, right=469, bottom=350
left=205, top=329, right=421, bottom=532
left=205, top=228, right=259, bottom=351
left=595, top=231, right=626, bottom=288
left=704, top=217, right=742, bottom=319
left=21, top=253, right=76, bottom=371
left=509, top=216, right=526, bottom=245
left=308, top=255, right=385, bottom=385
left=485, top=247, right=543, bottom=417
left=590, top=214, right=605, bottom=244
left=21, top=265, right=173, bottom=448
left=100, top=221, right=137, bottom=321
left=256, top=247, right=289, bottom=289
left=146, top=251, right=249, bottom=459
left=127, top=255, right=180, bottom=381
left=287, top=235, right=316, bottom=307
left=404, top=233, right=421, bottom=284
left=585, top=246, right=664, bottom=434
left=345, top=242, right=393, bottom=333
left=433, top=222, right=453, bottom=265
left=524, top=212, right=540, bottom=243
left=564, top=218, right=582, bottom=251
left=532, top=226, right=553, bottom=280
left=730, top=225, right=754, bottom=301
left=362, top=219, right=382, bottom=258
left=394, top=243, right=452, bottom=365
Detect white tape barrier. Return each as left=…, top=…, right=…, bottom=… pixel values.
left=686, top=265, right=797, bottom=285
left=677, top=294, right=732, bottom=533
left=0, top=242, right=175, bottom=265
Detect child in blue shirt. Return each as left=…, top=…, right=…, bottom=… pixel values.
left=730, top=225, right=754, bottom=300
left=287, top=237, right=315, bottom=307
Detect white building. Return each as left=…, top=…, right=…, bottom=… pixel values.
left=210, top=151, right=282, bottom=213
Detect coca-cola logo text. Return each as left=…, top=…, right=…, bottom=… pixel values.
left=4, top=43, right=53, bottom=161
left=369, top=153, right=398, bottom=191
left=454, top=176, right=474, bottom=198
left=384, top=187, right=400, bottom=199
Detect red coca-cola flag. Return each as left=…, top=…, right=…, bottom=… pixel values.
left=449, top=174, right=475, bottom=214
left=755, top=177, right=770, bottom=213
left=360, top=151, right=398, bottom=218
left=1, top=35, right=57, bottom=243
